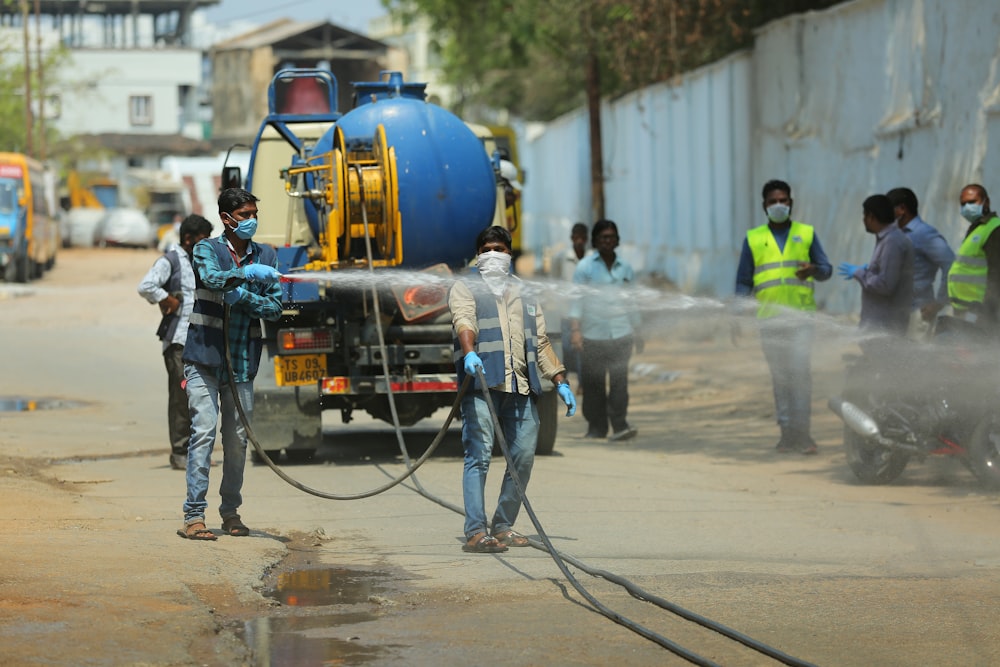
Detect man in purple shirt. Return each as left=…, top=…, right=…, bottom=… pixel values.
left=838, top=195, right=915, bottom=337
left=886, top=187, right=954, bottom=339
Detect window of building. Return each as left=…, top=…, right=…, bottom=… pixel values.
left=129, top=95, right=153, bottom=126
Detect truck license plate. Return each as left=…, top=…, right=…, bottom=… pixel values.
left=275, top=354, right=327, bottom=386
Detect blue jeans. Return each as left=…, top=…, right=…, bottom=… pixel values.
left=183, top=363, right=253, bottom=524
left=759, top=320, right=813, bottom=437
left=461, top=390, right=539, bottom=540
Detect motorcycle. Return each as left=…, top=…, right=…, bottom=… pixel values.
left=828, top=317, right=1000, bottom=487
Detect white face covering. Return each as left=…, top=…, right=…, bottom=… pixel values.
left=477, top=250, right=512, bottom=296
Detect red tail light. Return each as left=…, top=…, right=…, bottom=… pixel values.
left=278, top=328, right=333, bottom=352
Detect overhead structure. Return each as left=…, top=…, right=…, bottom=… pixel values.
left=0, top=0, right=221, bottom=47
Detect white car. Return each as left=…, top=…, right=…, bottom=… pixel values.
left=94, top=208, right=156, bottom=248
left=63, top=208, right=105, bottom=248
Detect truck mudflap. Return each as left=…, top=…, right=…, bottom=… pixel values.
left=251, top=354, right=322, bottom=463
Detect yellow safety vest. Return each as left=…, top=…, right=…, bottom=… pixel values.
left=948, top=215, right=1000, bottom=311
left=747, top=221, right=816, bottom=318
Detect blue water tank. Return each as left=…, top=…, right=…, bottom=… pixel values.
left=314, top=73, right=497, bottom=268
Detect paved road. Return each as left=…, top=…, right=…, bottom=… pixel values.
left=3, top=247, right=1000, bottom=666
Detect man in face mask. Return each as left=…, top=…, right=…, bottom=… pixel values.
left=448, top=225, right=576, bottom=553
left=734, top=179, right=832, bottom=455
left=947, top=184, right=1000, bottom=331
left=177, top=188, right=282, bottom=541
left=567, top=219, right=642, bottom=442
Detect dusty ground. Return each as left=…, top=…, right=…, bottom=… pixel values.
left=3, top=248, right=1000, bottom=666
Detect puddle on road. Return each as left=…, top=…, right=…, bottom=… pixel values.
left=0, top=397, right=87, bottom=412
left=242, top=612, right=388, bottom=666
left=263, top=566, right=390, bottom=607
left=243, top=566, right=403, bottom=665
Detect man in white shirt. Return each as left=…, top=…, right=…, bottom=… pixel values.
left=568, top=220, right=642, bottom=441
left=137, top=214, right=213, bottom=469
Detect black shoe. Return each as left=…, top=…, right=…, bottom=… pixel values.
left=170, top=453, right=187, bottom=470
left=583, top=430, right=607, bottom=439
left=609, top=427, right=637, bottom=442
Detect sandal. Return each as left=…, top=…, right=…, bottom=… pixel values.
left=493, top=530, right=531, bottom=547
left=221, top=515, right=250, bottom=537
left=177, top=522, right=217, bottom=541
left=462, top=533, right=508, bottom=553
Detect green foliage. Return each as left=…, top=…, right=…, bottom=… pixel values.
left=386, top=0, right=843, bottom=120
left=0, top=29, right=69, bottom=158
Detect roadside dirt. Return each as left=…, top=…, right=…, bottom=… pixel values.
left=3, top=248, right=1000, bottom=667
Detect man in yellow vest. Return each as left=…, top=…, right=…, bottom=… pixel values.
left=735, top=180, right=832, bottom=454
left=947, top=184, right=1000, bottom=332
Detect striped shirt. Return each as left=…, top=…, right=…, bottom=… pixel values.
left=191, top=236, right=282, bottom=382
left=450, top=276, right=564, bottom=394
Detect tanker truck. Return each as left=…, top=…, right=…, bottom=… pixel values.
left=226, top=69, right=561, bottom=462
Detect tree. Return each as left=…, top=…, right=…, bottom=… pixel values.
left=386, top=0, right=842, bottom=217
left=0, top=14, right=69, bottom=159
left=386, top=0, right=843, bottom=121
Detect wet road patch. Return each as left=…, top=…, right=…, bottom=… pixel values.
left=242, top=612, right=389, bottom=666
left=245, top=566, right=406, bottom=665
left=0, top=397, right=87, bottom=412
left=263, top=566, right=392, bottom=607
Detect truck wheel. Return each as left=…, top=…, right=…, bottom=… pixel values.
left=285, top=449, right=316, bottom=464
left=535, top=389, right=559, bottom=456
left=7, top=254, right=29, bottom=282
left=251, top=449, right=283, bottom=464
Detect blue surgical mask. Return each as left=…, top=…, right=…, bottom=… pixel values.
left=766, top=203, right=790, bottom=223
left=228, top=214, right=258, bottom=239
left=961, top=202, right=983, bottom=223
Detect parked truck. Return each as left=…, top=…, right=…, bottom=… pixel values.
left=226, top=69, right=560, bottom=462
left=0, top=152, right=58, bottom=282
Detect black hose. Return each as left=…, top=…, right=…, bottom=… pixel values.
left=472, top=368, right=720, bottom=666
left=223, top=302, right=460, bottom=500
left=353, top=165, right=438, bottom=503
left=223, top=302, right=816, bottom=666
left=220, top=230, right=815, bottom=665
left=538, top=547, right=817, bottom=666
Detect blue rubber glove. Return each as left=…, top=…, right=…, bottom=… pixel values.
left=837, top=262, right=860, bottom=280
left=556, top=382, right=577, bottom=417
left=223, top=287, right=245, bottom=305
left=463, top=351, right=484, bottom=376
left=244, top=263, right=281, bottom=284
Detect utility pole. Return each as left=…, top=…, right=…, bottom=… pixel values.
left=585, top=50, right=604, bottom=222
left=581, top=4, right=605, bottom=222
left=34, top=0, right=45, bottom=160
left=21, top=0, right=33, bottom=157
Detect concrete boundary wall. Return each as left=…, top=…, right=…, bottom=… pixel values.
left=522, top=0, right=1000, bottom=314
